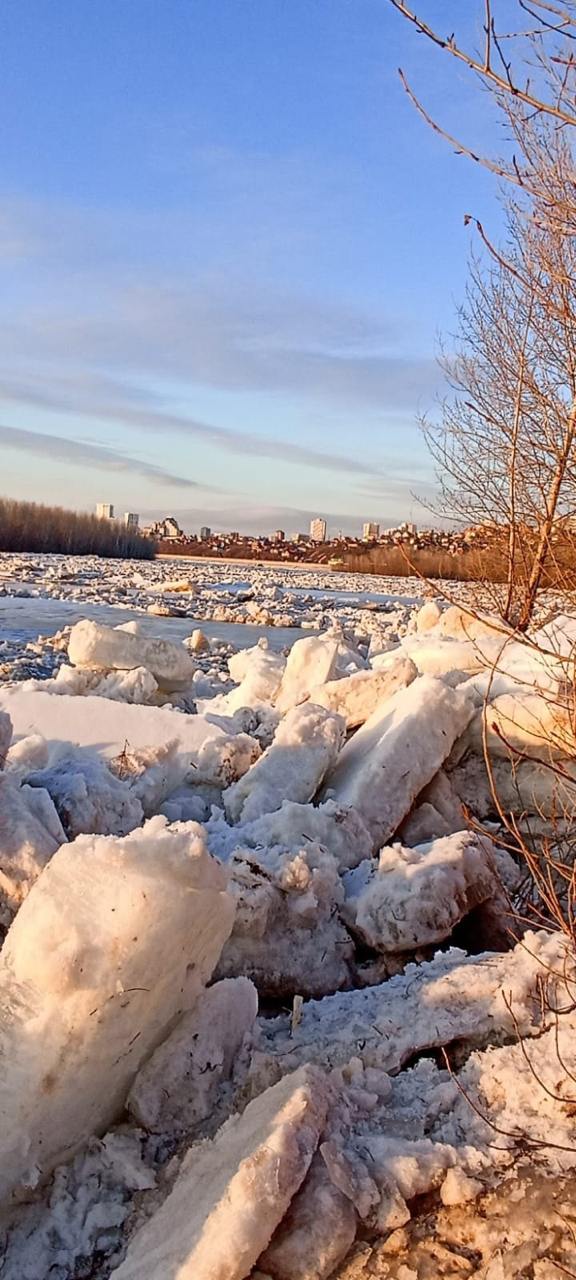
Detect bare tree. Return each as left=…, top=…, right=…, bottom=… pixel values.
left=388, top=2, right=576, bottom=141
left=386, top=2, right=576, bottom=626
left=426, top=169, right=576, bottom=627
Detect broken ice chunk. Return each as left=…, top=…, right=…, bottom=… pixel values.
left=224, top=704, right=345, bottom=824
left=4, top=733, right=50, bottom=776
left=216, top=843, right=354, bottom=998
left=128, top=977, right=258, bottom=1136
left=222, top=640, right=286, bottom=712
left=0, top=775, right=65, bottom=926
left=308, top=655, right=417, bottom=729
left=259, top=1149, right=357, bottom=1280
left=274, top=635, right=340, bottom=713
left=27, top=750, right=144, bottom=838
left=222, top=797, right=373, bottom=872
left=341, top=833, right=498, bottom=954
left=68, top=619, right=195, bottom=690
left=323, top=676, right=475, bottom=850
left=0, top=816, right=234, bottom=1204
left=111, top=1066, right=329, bottom=1280
left=0, top=709, right=11, bottom=766
left=250, top=931, right=568, bottom=1083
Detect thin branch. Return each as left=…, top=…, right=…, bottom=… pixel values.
left=389, top=1, right=576, bottom=124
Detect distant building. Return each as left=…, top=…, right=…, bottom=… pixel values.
left=96, top=503, right=114, bottom=520
left=230, top=531, right=240, bottom=541
left=163, top=517, right=182, bottom=538
left=200, top=526, right=211, bottom=540
left=123, top=512, right=139, bottom=529
left=149, top=515, right=183, bottom=539
left=272, top=529, right=285, bottom=543
left=310, top=517, right=327, bottom=543
left=362, top=521, right=380, bottom=541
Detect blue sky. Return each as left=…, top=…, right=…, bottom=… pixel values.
left=0, top=1, right=507, bottom=534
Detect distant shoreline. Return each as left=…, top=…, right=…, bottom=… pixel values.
left=157, top=553, right=340, bottom=572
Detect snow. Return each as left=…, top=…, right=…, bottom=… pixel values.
left=341, top=833, right=499, bottom=953
left=0, top=816, right=234, bottom=1204
left=110, top=1066, right=329, bottom=1280
left=0, top=774, right=65, bottom=925
left=27, top=750, right=145, bottom=838
left=68, top=618, right=196, bottom=690
left=323, top=676, right=476, bottom=849
left=216, top=841, right=354, bottom=998
left=250, top=932, right=568, bottom=1081
left=224, top=703, right=345, bottom=823
left=207, top=797, right=373, bottom=871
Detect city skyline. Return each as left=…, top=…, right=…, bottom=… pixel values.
left=99, top=498, right=420, bottom=540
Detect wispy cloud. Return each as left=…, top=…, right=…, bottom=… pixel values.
left=0, top=423, right=203, bottom=489
left=0, top=282, right=438, bottom=412
left=0, top=198, right=440, bottom=419
left=141, top=490, right=438, bottom=536
left=0, top=196, right=442, bottom=510
left=0, top=371, right=383, bottom=476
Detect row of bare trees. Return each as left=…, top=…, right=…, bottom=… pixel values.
left=0, top=497, right=154, bottom=559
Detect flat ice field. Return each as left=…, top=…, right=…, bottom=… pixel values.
left=0, top=549, right=575, bottom=1278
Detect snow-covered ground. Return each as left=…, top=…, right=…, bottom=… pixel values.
left=0, top=550, right=575, bottom=1279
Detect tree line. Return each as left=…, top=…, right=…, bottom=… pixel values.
left=0, top=498, right=155, bottom=559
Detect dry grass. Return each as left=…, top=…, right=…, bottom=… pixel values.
left=342, top=534, right=576, bottom=587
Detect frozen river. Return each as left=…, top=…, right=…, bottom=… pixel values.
left=0, top=552, right=426, bottom=655
left=0, top=595, right=305, bottom=652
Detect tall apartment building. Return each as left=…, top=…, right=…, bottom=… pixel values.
left=362, top=521, right=380, bottom=540
left=272, top=529, right=285, bottom=543
left=124, top=512, right=139, bottom=529
left=96, top=503, right=114, bottom=519
left=309, top=516, right=327, bottom=543
left=200, top=526, right=211, bottom=540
